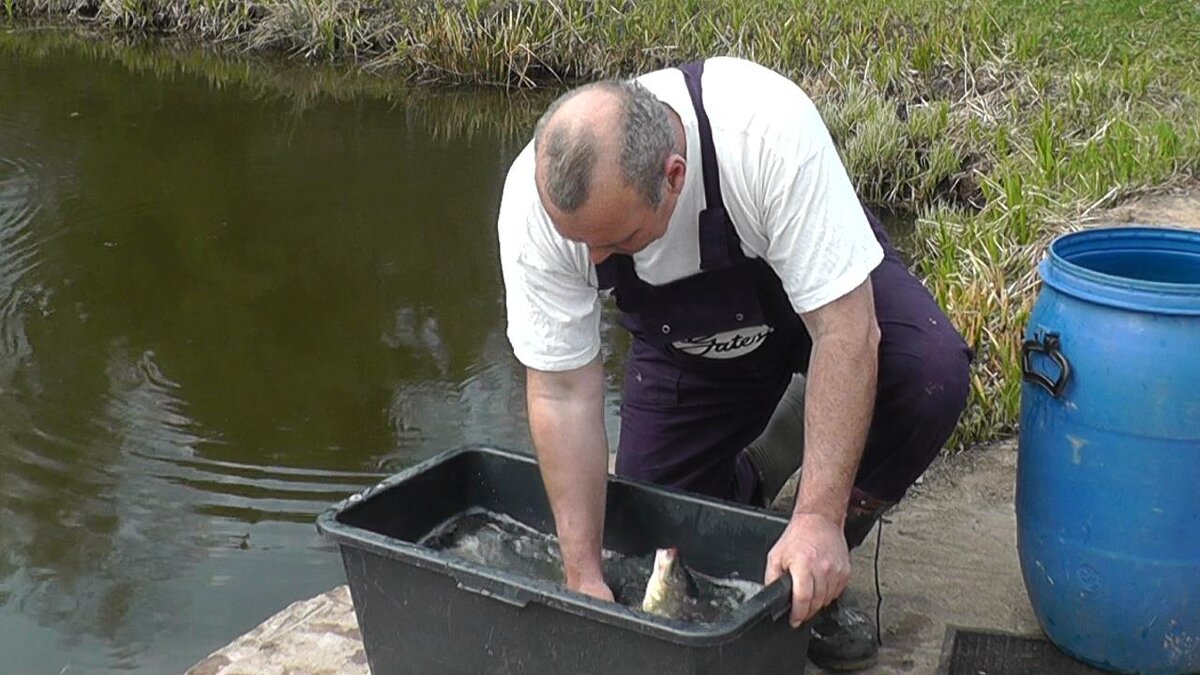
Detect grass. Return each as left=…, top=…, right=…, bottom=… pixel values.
left=5, top=0, right=1199, bottom=448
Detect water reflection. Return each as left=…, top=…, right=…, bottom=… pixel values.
left=0, top=30, right=598, bottom=673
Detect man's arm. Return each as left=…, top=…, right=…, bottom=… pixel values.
left=765, top=277, right=879, bottom=626
left=526, top=356, right=613, bottom=600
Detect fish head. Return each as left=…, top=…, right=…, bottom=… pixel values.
left=652, top=547, right=679, bottom=576
left=643, top=547, right=700, bottom=618
left=654, top=547, right=698, bottom=595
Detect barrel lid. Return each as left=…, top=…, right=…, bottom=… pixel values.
left=1041, top=226, right=1200, bottom=316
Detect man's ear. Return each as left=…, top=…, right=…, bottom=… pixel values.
left=664, top=154, right=687, bottom=196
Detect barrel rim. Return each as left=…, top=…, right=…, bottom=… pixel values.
left=1041, top=225, right=1200, bottom=315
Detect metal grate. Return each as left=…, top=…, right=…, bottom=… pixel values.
left=937, top=627, right=1110, bottom=675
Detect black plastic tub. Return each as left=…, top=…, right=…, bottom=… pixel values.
left=316, top=445, right=807, bottom=674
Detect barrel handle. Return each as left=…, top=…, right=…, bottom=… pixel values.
left=1021, top=332, right=1070, bottom=397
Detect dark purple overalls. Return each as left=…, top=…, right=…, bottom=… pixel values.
left=597, top=61, right=972, bottom=506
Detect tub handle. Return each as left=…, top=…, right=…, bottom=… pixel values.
left=1021, top=332, right=1070, bottom=397
left=770, top=575, right=793, bottom=622
left=453, top=573, right=532, bottom=608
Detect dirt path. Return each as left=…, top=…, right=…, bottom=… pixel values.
left=1088, top=186, right=1199, bottom=231
left=809, top=439, right=1034, bottom=674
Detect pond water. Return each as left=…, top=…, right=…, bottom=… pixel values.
left=0, top=31, right=633, bottom=673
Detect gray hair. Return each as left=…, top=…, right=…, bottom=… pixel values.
left=534, top=79, right=677, bottom=213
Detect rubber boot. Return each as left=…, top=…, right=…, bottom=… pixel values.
left=807, top=488, right=896, bottom=672
left=743, top=374, right=806, bottom=506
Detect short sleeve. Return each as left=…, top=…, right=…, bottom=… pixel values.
left=497, top=147, right=602, bottom=371
left=755, top=97, right=883, bottom=315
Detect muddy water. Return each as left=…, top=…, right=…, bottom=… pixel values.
left=0, top=33, right=627, bottom=673
left=418, top=508, right=763, bottom=623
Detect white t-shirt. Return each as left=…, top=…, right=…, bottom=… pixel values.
left=497, top=57, right=883, bottom=372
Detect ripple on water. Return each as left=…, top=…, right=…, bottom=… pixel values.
left=2, top=343, right=378, bottom=541
left=0, top=156, right=48, bottom=367
left=0, top=338, right=380, bottom=647
left=96, top=346, right=381, bottom=527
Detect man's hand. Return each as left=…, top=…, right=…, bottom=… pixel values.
left=574, top=576, right=616, bottom=603
left=526, top=357, right=612, bottom=606
left=763, top=277, right=876, bottom=627
left=764, top=512, right=851, bottom=627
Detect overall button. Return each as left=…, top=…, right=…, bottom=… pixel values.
left=735, top=313, right=744, bottom=321
left=661, top=324, right=671, bottom=334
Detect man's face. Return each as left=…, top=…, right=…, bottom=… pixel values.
left=548, top=179, right=672, bottom=265
left=534, top=91, right=688, bottom=265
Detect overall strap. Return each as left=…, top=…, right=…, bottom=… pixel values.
left=677, top=60, right=742, bottom=271
left=598, top=61, right=742, bottom=298
left=596, top=253, right=631, bottom=293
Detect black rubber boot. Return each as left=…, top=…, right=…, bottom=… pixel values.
left=807, top=598, right=879, bottom=672
left=807, top=489, right=895, bottom=672
left=743, top=374, right=806, bottom=506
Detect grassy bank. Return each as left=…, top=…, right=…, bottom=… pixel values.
left=6, top=0, right=1199, bottom=447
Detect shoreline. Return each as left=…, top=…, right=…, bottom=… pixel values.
left=5, top=1, right=1198, bottom=446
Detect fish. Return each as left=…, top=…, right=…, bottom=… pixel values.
left=640, top=547, right=700, bottom=619
left=418, top=509, right=566, bottom=583
left=421, top=509, right=758, bottom=623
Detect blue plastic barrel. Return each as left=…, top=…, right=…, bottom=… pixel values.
left=1018, top=226, right=1200, bottom=674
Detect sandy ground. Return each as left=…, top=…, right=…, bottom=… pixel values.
left=814, top=439, right=1036, bottom=674
left=187, top=190, right=1197, bottom=675
left=1091, top=186, right=1199, bottom=231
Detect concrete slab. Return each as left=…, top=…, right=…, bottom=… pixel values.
left=187, top=585, right=368, bottom=675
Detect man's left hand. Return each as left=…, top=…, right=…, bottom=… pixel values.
left=764, top=512, right=851, bottom=628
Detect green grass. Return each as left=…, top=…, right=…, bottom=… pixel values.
left=5, top=0, right=1198, bottom=448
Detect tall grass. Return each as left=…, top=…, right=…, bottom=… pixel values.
left=5, top=0, right=1199, bottom=447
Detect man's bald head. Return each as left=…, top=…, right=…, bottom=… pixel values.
left=534, top=79, right=677, bottom=214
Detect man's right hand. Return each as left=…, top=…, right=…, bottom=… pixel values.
left=526, top=358, right=613, bottom=606
left=573, top=577, right=615, bottom=603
